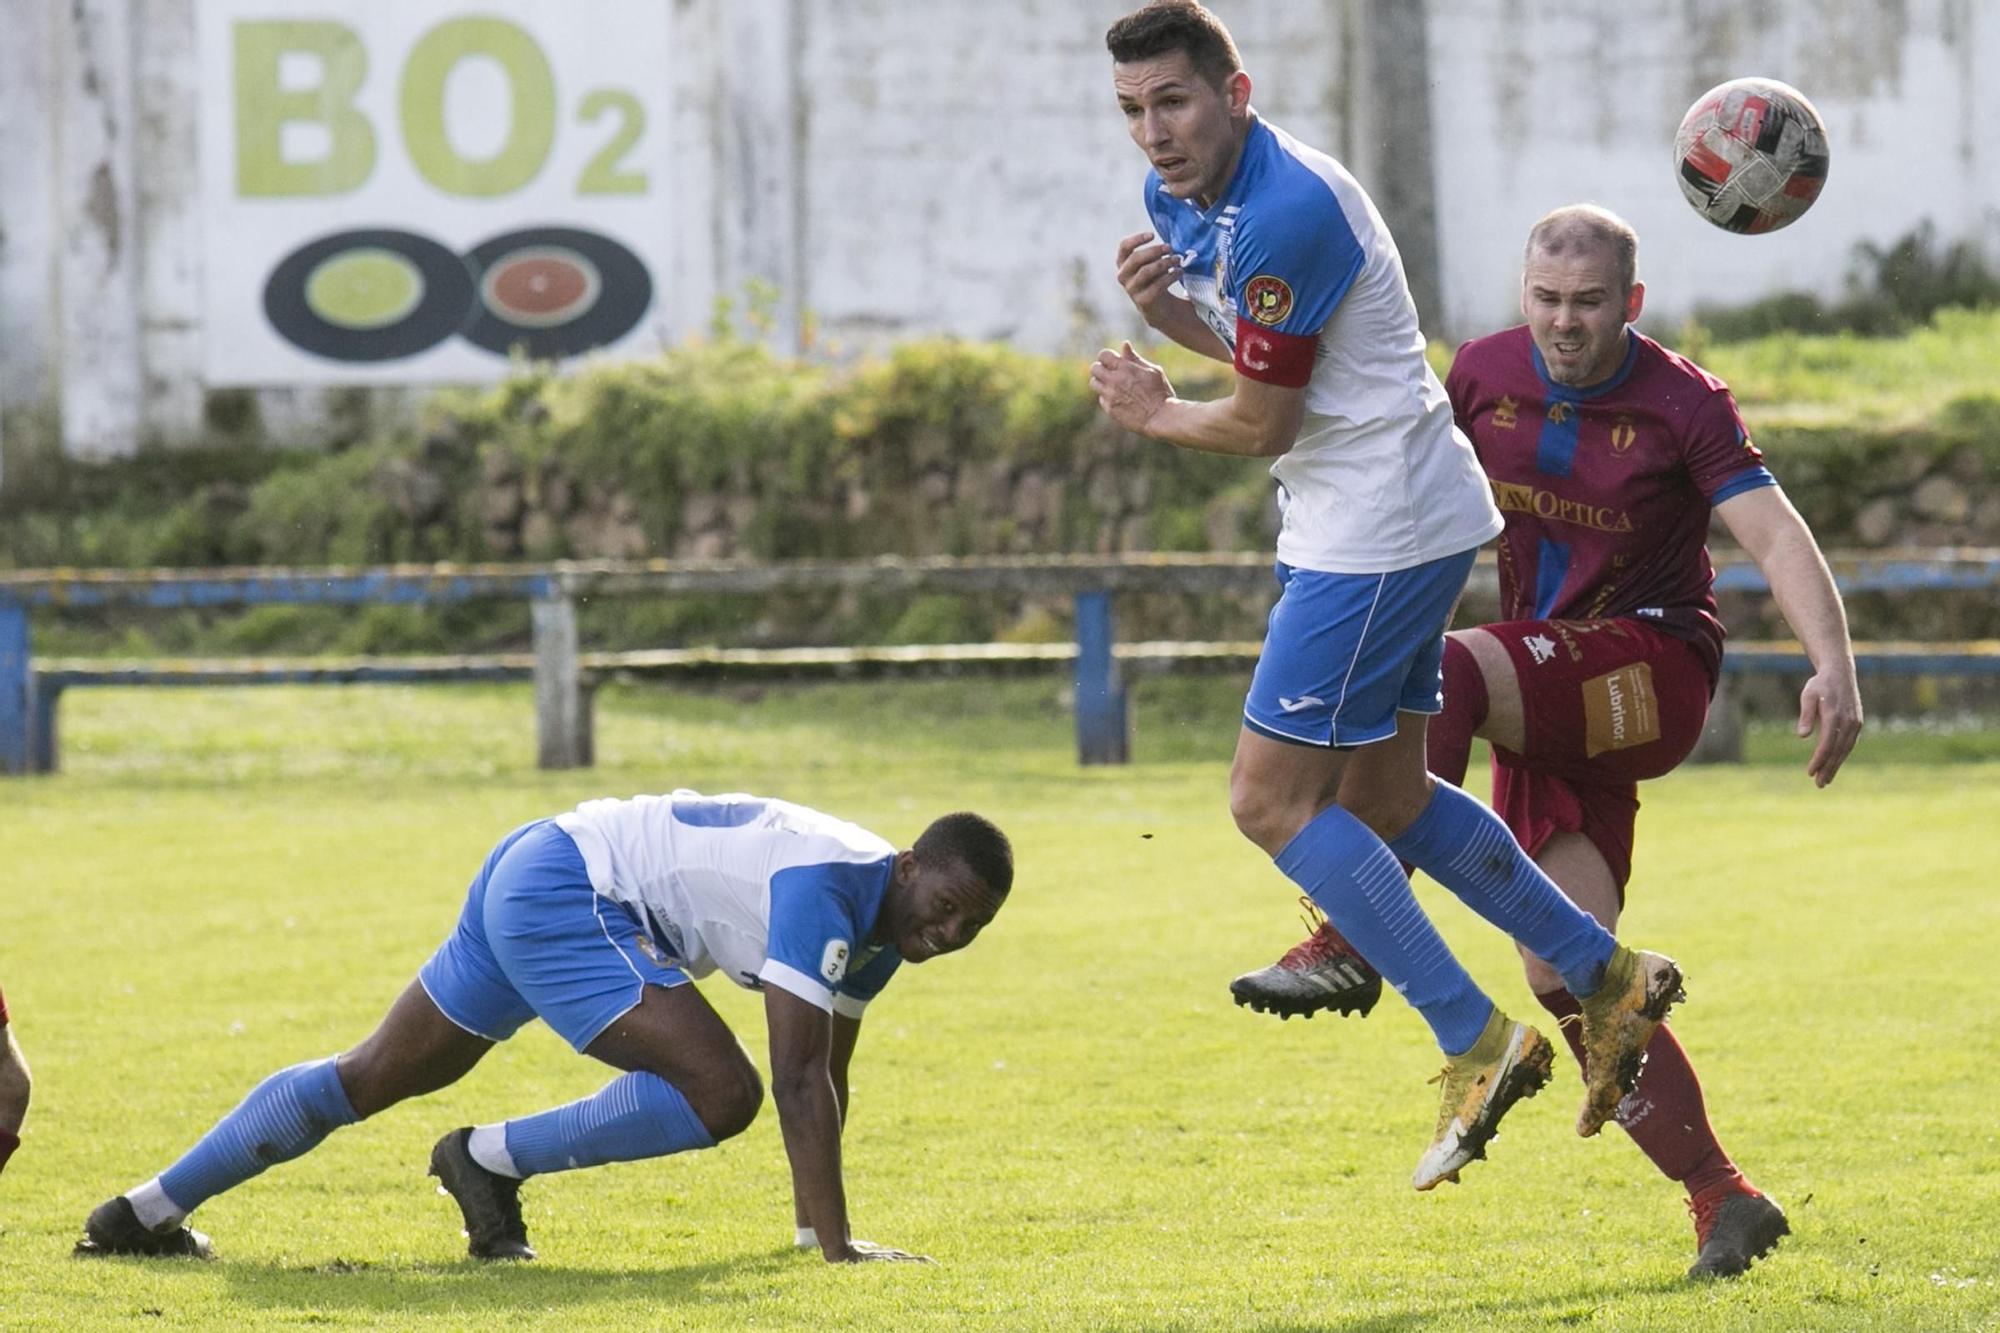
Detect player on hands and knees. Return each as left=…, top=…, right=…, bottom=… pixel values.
left=0, top=986, right=30, bottom=1181
left=1096, top=2, right=1685, bottom=1193
left=1231, top=203, right=1859, bottom=1276
left=76, top=794, right=1010, bottom=1265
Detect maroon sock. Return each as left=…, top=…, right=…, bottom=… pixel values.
left=0, top=1128, right=17, bottom=1176
left=1533, top=987, right=1740, bottom=1196
left=1428, top=636, right=1487, bottom=788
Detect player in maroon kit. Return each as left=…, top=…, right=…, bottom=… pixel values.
left=1230, top=204, right=1862, bottom=1278
left=0, top=984, right=29, bottom=1179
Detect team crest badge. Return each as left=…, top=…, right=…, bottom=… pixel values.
left=1610, top=416, right=1637, bottom=453
left=1492, top=395, right=1520, bottom=430
left=1243, top=274, right=1293, bottom=326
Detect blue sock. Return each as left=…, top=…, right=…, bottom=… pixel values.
left=156, top=1057, right=359, bottom=1213
left=1388, top=781, right=1618, bottom=995
left=1276, top=803, right=1495, bottom=1055
left=503, top=1071, right=715, bottom=1177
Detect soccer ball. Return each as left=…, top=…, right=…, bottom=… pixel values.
left=1673, top=78, right=1830, bottom=234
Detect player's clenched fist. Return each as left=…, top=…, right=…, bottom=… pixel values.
left=1115, top=230, right=1184, bottom=324
left=1089, top=342, right=1173, bottom=435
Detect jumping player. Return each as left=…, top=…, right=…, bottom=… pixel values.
left=77, top=792, right=1011, bottom=1265
left=0, top=984, right=29, bottom=1179
left=1092, top=1, right=1686, bottom=1192
left=1231, top=204, right=1861, bottom=1276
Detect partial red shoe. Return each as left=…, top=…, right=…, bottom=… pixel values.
left=1687, top=1181, right=1789, bottom=1279
left=1229, top=897, right=1383, bottom=1020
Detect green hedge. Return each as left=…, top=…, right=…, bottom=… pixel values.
left=4, top=313, right=1995, bottom=655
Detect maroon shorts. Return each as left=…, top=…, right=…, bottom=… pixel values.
left=1481, top=617, right=1714, bottom=893
left=0, top=983, right=9, bottom=1026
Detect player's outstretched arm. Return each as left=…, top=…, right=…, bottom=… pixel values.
left=1090, top=342, right=1304, bottom=457
left=793, top=1012, right=860, bottom=1240
left=1716, top=485, right=1864, bottom=786
left=1113, top=231, right=1232, bottom=363
left=828, top=1010, right=860, bottom=1124
left=766, top=989, right=930, bottom=1264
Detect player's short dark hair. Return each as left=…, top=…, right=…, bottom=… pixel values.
left=913, top=812, right=1013, bottom=898
left=1106, top=1, right=1243, bottom=89
left=1526, top=204, right=1640, bottom=292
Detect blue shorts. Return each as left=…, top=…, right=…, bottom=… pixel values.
left=1243, top=547, right=1479, bottom=748
left=417, top=820, right=688, bottom=1052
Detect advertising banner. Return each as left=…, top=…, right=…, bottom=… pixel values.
left=198, top=1, right=674, bottom=384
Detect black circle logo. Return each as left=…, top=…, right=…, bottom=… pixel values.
left=462, top=226, right=653, bottom=359
left=262, top=225, right=653, bottom=363
left=262, top=229, right=476, bottom=362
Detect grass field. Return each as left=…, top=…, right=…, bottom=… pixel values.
left=1698, top=306, right=2000, bottom=429
left=2, top=679, right=1997, bottom=1331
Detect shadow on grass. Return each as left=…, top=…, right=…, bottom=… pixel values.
left=1218, top=1271, right=1693, bottom=1333
left=213, top=1247, right=804, bottom=1316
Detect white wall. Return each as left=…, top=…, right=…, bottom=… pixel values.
left=787, top=1, right=1358, bottom=355
left=1, top=0, right=1991, bottom=459
left=1429, top=0, right=2000, bottom=336
left=0, top=0, right=56, bottom=481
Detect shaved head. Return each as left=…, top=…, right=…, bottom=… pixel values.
left=1525, top=204, right=1639, bottom=293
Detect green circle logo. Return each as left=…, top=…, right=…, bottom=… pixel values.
left=303, top=248, right=426, bottom=330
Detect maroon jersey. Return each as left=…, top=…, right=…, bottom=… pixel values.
left=1445, top=327, right=1775, bottom=680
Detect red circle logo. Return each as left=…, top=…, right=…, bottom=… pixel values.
left=1244, top=274, right=1294, bottom=326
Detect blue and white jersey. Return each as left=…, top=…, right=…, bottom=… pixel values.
left=1142, top=116, right=1502, bottom=574
left=555, top=791, right=902, bottom=1018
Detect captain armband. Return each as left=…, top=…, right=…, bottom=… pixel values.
left=1232, top=319, right=1317, bottom=388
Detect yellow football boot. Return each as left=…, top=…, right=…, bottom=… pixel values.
left=1412, top=1009, right=1555, bottom=1191
left=1576, top=945, right=1687, bottom=1137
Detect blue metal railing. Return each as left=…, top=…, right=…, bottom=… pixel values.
left=3, top=548, right=1994, bottom=775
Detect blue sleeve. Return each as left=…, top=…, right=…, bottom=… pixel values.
left=1711, top=467, right=1777, bottom=506
left=760, top=859, right=888, bottom=1011
left=833, top=946, right=904, bottom=1018
left=1227, top=184, right=1364, bottom=337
